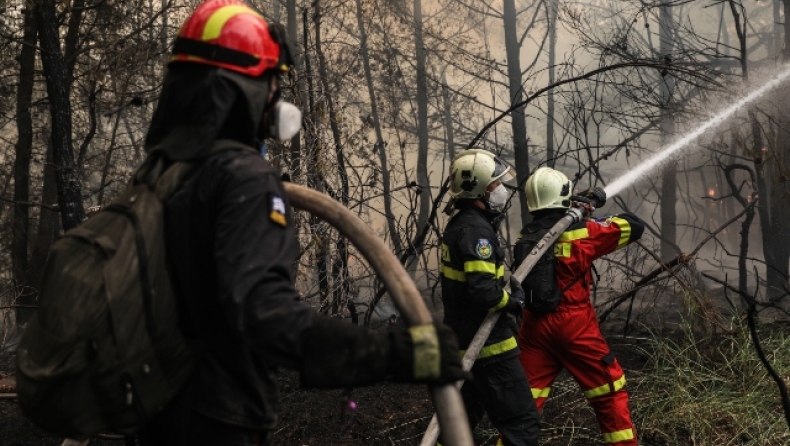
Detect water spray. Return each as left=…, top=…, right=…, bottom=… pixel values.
left=605, top=64, right=790, bottom=197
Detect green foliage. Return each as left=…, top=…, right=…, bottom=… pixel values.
left=633, top=321, right=790, bottom=446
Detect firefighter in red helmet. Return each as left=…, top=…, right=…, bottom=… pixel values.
left=137, top=1, right=467, bottom=445
left=515, top=167, right=645, bottom=446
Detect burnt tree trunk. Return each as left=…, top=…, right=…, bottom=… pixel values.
left=764, top=0, right=790, bottom=302
left=36, top=0, right=85, bottom=230
left=355, top=0, right=402, bottom=255
left=63, top=0, right=84, bottom=83
left=441, top=70, right=456, bottom=161
left=503, top=0, right=530, bottom=226
left=659, top=0, right=679, bottom=261
left=30, top=142, right=59, bottom=292
left=314, top=0, right=353, bottom=319
left=303, top=7, right=330, bottom=309
left=286, top=0, right=303, bottom=179
left=13, top=4, right=38, bottom=325
left=546, top=0, right=557, bottom=167
left=413, top=0, right=431, bottom=236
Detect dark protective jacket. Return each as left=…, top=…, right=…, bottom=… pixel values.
left=440, top=202, right=518, bottom=362
left=145, top=66, right=419, bottom=439
left=164, top=144, right=313, bottom=429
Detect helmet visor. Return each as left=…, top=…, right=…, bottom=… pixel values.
left=492, top=157, right=515, bottom=184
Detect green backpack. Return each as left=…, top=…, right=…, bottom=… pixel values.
left=16, top=154, right=200, bottom=439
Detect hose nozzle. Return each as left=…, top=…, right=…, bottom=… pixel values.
left=569, top=195, right=595, bottom=218
left=565, top=206, right=585, bottom=223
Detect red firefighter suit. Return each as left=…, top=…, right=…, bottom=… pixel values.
left=516, top=212, right=645, bottom=446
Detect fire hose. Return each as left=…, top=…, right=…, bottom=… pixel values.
left=283, top=183, right=474, bottom=446
left=419, top=205, right=586, bottom=446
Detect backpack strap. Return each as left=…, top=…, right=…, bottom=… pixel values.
left=154, top=162, right=195, bottom=201
left=560, top=270, right=586, bottom=294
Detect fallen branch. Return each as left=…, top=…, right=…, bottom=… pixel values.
left=598, top=251, right=694, bottom=324
left=638, top=241, right=725, bottom=331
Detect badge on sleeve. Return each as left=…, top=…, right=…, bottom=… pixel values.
left=594, top=217, right=611, bottom=227
left=475, top=239, right=492, bottom=259
left=269, top=194, right=287, bottom=227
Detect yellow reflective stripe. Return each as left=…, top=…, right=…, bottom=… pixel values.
left=480, top=337, right=517, bottom=357
left=555, top=243, right=571, bottom=258
left=490, top=290, right=509, bottom=312
left=584, top=374, right=626, bottom=399
left=464, top=260, right=498, bottom=275
left=409, top=325, right=440, bottom=380
left=441, top=264, right=466, bottom=282
left=531, top=387, right=551, bottom=399
left=496, top=265, right=504, bottom=278
left=495, top=438, right=504, bottom=446
left=441, top=243, right=450, bottom=263
left=460, top=336, right=518, bottom=359
left=609, top=217, right=632, bottom=248
left=602, top=428, right=635, bottom=443
left=557, top=227, right=589, bottom=242
left=203, top=5, right=262, bottom=41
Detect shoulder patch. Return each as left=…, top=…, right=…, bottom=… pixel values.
left=475, top=239, right=493, bottom=259
left=593, top=217, right=611, bottom=227
left=269, top=194, right=287, bottom=227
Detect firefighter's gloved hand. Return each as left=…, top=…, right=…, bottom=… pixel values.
left=582, top=187, right=607, bottom=208
left=504, top=276, right=526, bottom=316
left=301, top=316, right=469, bottom=388
left=390, top=323, right=471, bottom=384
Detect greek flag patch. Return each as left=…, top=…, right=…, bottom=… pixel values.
left=269, top=195, right=287, bottom=227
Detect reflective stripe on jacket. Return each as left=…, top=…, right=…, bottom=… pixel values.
left=441, top=203, right=517, bottom=360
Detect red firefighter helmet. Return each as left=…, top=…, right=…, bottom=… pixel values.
left=171, top=0, right=292, bottom=77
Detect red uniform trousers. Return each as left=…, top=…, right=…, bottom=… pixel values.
left=518, top=305, right=637, bottom=446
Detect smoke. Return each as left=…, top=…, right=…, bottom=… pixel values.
left=604, top=64, right=790, bottom=197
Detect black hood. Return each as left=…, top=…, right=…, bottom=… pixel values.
left=144, top=63, right=273, bottom=161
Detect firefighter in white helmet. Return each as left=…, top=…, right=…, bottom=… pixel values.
left=515, top=166, right=644, bottom=446
left=440, top=149, right=540, bottom=446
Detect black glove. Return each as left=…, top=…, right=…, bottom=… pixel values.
left=301, top=316, right=470, bottom=388
left=582, top=186, right=607, bottom=208
left=389, top=323, right=471, bottom=384
left=504, top=276, right=525, bottom=316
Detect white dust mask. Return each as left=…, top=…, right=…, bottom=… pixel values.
left=269, top=101, right=302, bottom=141
left=487, top=184, right=509, bottom=212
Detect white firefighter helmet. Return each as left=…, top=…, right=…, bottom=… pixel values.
left=449, top=149, right=515, bottom=199
left=524, top=167, right=573, bottom=212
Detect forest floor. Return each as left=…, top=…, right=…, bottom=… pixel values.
left=268, top=336, right=649, bottom=446
left=0, top=334, right=646, bottom=446
left=1, top=287, right=785, bottom=446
